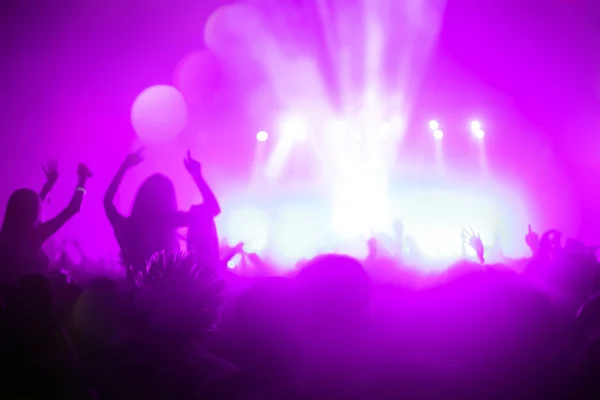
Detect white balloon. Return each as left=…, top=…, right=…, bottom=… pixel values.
left=131, top=85, right=188, bottom=143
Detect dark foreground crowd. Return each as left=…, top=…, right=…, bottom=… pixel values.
left=1, top=151, right=600, bottom=399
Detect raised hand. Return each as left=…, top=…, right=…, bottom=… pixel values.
left=77, top=163, right=93, bottom=181
left=43, top=160, right=59, bottom=187
left=463, top=226, right=484, bottom=262
left=184, top=150, right=202, bottom=176
left=123, top=147, right=144, bottom=169
left=540, top=229, right=561, bottom=250
left=525, top=224, right=539, bottom=252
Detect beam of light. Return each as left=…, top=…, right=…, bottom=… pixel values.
left=243, top=0, right=445, bottom=191
left=203, top=0, right=451, bottom=260
left=435, top=135, right=445, bottom=175
left=478, top=136, right=489, bottom=177
left=251, top=131, right=268, bottom=184
left=264, top=116, right=308, bottom=180
left=264, top=134, right=294, bottom=180
left=470, top=121, right=488, bottom=176
left=429, top=119, right=440, bottom=130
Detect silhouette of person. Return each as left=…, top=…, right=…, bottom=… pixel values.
left=184, top=150, right=221, bottom=269
left=104, top=149, right=221, bottom=281
left=0, top=163, right=92, bottom=284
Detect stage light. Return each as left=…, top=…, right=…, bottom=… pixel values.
left=470, top=120, right=481, bottom=131
left=227, top=254, right=241, bottom=269
left=281, top=117, right=307, bottom=141
left=474, top=129, right=485, bottom=140
left=433, top=129, right=444, bottom=140
left=429, top=120, right=440, bottom=130
left=256, top=130, right=268, bottom=142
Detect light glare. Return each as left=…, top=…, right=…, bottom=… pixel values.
left=471, top=120, right=481, bottom=131
left=256, top=130, right=268, bottom=142
left=433, top=129, right=444, bottom=140
left=429, top=120, right=440, bottom=130
left=281, top=117, right=308, bottom=141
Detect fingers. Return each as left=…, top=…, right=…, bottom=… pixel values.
left=187, top=150, right=192, bottom=159
left=45, top=160, right=57, bottom=171
left=528, top=224, right=532, bottom=234
left=461, top=229, right=470, bottom=242
left=136, top=147, right=145, bottom=155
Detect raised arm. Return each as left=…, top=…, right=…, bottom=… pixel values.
left=184, top=150, right=221, bottom=217
left=37, top=163, right=92, bottom=243
left=463, top=226, right=485, bottom=264
left=40, top=160, right=59, bottom=201
left=104, top=148, right=144, bottom=225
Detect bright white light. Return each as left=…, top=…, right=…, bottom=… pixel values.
left=380, top=122, right=392, bottom=139
left=273, top=206, right=321, bottom=263
left=281, top=117, right=307, bottom=141
left=225, top=208, right=269, bottom=252
left=331, top=174, right=392, bottom=241
left=470, top=120, right=481, bottom=131
left=327, top=118, right=349, bottom=135
left=227, top=253, right=242, bottom=269
left=433, top=129, right=444, bottom=140
left=256, top=130, right=268, bottom=142
left=216, top=178, right=530, bottom=268
left=474, top=129, right=485, bottom=140
left=429, top=120, right=440, bottom=130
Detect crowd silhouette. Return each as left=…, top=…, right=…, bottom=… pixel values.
left=1, top=150, right=600, bottom=399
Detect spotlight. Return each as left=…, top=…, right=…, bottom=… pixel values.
left=470, top=120, right=481, bottom=131
left=433, top=129, right=444, bottom=140
left=256, top=130, right=268, bottom=142
left=474, top=129, right=485, bottom=140
left=429, top=120, right=440, bottom=130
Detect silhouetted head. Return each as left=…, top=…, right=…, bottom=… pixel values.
left=130, top=174, right=177, bottom=221
left=296, top=254, right=370, bottom=330
left=1, top=188, right=41, bottom=236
